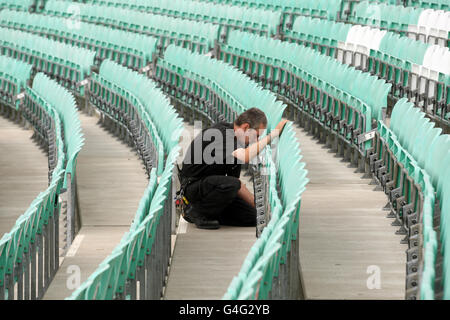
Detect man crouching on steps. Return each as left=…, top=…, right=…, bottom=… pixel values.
left=179, top=108, right=288, bottom=229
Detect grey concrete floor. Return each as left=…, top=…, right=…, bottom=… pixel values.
left=165, top=122, right=257, bottom=300
left=294, top=124, right=406, bottom=299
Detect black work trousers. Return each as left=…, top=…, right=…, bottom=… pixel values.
left=183, top=175, right=256, bottom=227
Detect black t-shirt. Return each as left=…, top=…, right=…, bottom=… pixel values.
left=181, top=122, right=243, bottom=179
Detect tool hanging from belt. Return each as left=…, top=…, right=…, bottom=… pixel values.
left=174, top=164, right=199, bottom=214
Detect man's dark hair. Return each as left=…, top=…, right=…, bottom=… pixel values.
left=234, top=108, right=267, bottom=129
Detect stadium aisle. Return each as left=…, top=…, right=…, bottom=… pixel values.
left=295, top=124, right=406, bottom=299
left=164, top=122, right=257, bottom=300
left=43, top=111, right=148, bottom=299
left=0, top=115, right=48, bottom=237
left=165, top=223, right=256, bottom=300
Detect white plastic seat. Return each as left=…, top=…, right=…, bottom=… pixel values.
left=371, top=29, right=387, bottom=51
left=421, top=45, right=449, bottom=80
left=345, top=25, right=362, bottom=45
left=417, top=9, right=434, bottom=30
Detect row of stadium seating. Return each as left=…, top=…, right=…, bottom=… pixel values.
left=0, top=55, right=32, bottom=109
left=286, top=15, right=449, bottom=74
left=16, top=0, right=448, bottom=118
left=217, top=30, right=391, bottom=168
left=0, top=0, right=34, bottom=10
left=43, top=0, right=220, bottom=53
left=78, top=0, right=282, bottom=37
left=408, top=0, right=449, bottom=10
left=0, top=27, right=96, bottom=96
left=33, top=74, right=84, bottom=189
left=224, top=30, right=391, bottom=122
left=224, top=121, right=308, bottom=299
left=67, top=59, right=183, bottom=299
left=0, top=70, right=84, bottom=300
left=153, top=44, right=308, bottom=299
left=194, top=0, right=343, bottom=21
left=291, top=16, right=449, bottom=75
left=349, top=1, right=450, bottom=47
left=371, top=98, right=450, bottom=299
left=282, top=16, right=450, bottom=125
left=2, top=0, right=449, bottom=27
left=0, top=9, right=158, bottom=71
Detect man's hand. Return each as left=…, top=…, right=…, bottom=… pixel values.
left=232, top=119, right=291, bottom=164
left=272, top=119, right=289, bottom=139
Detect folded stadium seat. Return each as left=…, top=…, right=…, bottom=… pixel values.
left=420, top=229, right=438, bottom=299
left=131, top=171, right=158, bottom=230
left=344, top=25, right=368, bottom=66
left=103, top=246, right=130, bottom=300
left=422, top=45, right=450, bottom=76
left=68, top=57, right=183, bottom=300
left=83, top=264, right=110, bottom=300
left=402, top=109, right=427, bottom=153
left=164, top=0, right=177, bottom=17
left=240, top=225, right=285, bottom=299
left=416, top=0, right=449, bottom=10
left=122, top=226, right=146, bottom=296
left=442, top=173, right=450, bottom=299
left=111, top=239, right=138, bottom=299
left=424, top=133, right=450, bottom=191
left=0, top=55, right=32, bottom=108
left=415, top=9, right=450, bottom=46
left=436, top=149, right=450, bottom=211
left=410, top=118, right=434, bottom=159
left=0, top=232, right=11, bottom=294
left=226, top=196, right=278, bottom=298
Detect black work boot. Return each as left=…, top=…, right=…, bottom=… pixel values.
left=194, top=217, right=220, bottom=230
left=183, top=205, right=220, bottom=229
left=194, top=216, right=220, bottom=230
left=182, top=204, right=195, bottom=223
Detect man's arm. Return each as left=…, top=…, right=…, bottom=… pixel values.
left=232, top=119, right=288, bottom=164
left=237, top=180, right=255, bottom=208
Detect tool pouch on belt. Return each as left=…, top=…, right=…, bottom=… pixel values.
left=174, top=164, right=198, bottom=215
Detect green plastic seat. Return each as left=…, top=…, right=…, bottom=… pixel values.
left=424, top=134, right=450, bottom=191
